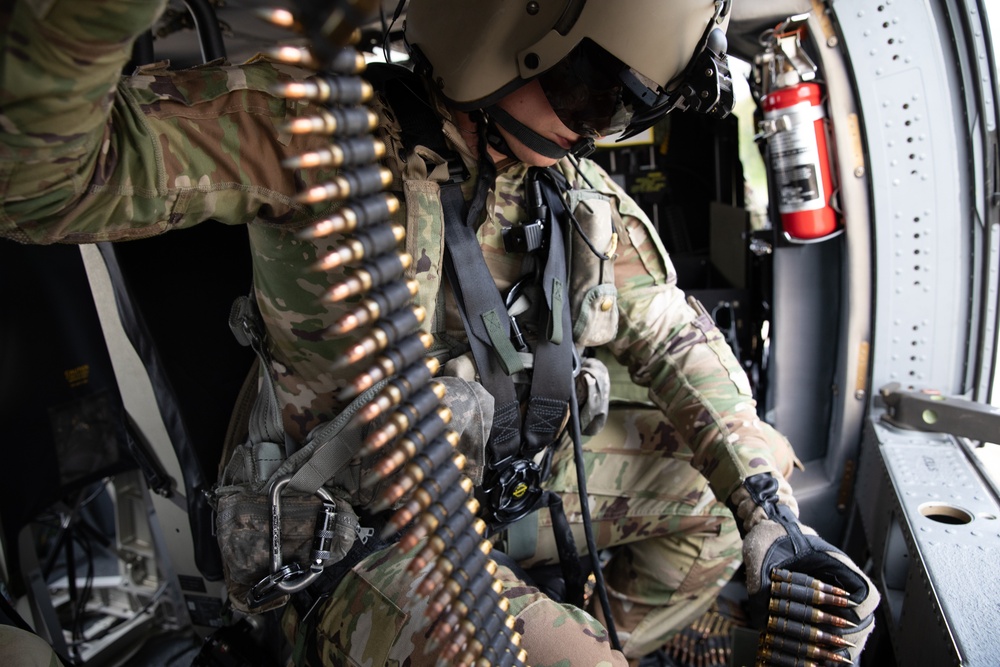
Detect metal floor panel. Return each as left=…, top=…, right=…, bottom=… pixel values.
left=858, top=418, right=1000, bottom=666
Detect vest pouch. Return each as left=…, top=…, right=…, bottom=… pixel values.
left=567, top=191, right=619, bottom=347
left=576, top=356, right=611, bottom=436
left=434, top=369, right=495, bottom=486
left=211, top=381, right=382, bottom=613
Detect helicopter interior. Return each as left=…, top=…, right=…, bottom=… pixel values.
left=2, top=1, right=998, bottom=666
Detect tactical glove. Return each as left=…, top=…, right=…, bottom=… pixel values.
left=730, top=472, right=880, bottom=665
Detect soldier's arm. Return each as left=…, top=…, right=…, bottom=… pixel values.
left=0, top=0, right=333, bottom=245
left=576, top=160, right=791, bottom=501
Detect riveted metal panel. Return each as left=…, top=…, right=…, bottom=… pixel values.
left=835, top=0, right=972, bottom=394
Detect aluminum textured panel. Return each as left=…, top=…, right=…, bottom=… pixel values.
left=875, top=422, right=1000, bottom=666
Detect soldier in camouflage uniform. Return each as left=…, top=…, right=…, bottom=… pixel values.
left=1, top=1, right=878, bottom=665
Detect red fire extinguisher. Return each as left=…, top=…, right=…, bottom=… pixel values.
left=758, top=27, right=838, bottom=241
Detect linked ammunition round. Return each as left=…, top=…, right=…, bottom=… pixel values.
left=425, top=556, right=497, bottom=621
left=755, top=647, right=821, bottom=667
left=266, top=45, right=366, bottom=74
left=302, top=194, right=400, bottom=241
left=416, top=533, right=490, bottom=596
left=415, top=530, right=489, bottom=591
left=353, top=369, right=443, bottom=443
left=472, top=609, right=508, bottom=659
left=771, top=568, right=851, bottom=598
left=387, top=486, right=441, bottom=536
left=359, top=405, right=452, bottom=462
left=341, top=329, right=430, bottom=398
left=384, top=453, right=467, bottom=534
left=267, top=45, right=322, bottom=69
left=282, top=107, right=380, bottom=138
left=321, top=223, right=405, bottom=273
left=770, top=580, right=853, bottom=608
left=371, top=449, right=465, bottom=514
left=438, top=617, right=479, bottom=661
left=426, top=498, right=478, bottom=549
left=761, top=632, right=853, bottom=664
left=254, top=7, right=302, bottom=31
left=768, top=597, right=857, bottom=629
left=286, top=137, right=387, bottom=171
left=298, top=165, right=393, bottom=205
left=332, top=277, right=418, bottom=333
left=364, top=380, right=445, bottom=451
left=338, top=303, right=424, bottom=367
left=436, top=581, right=508, bottom=650
left=272, top=75, right=373, bottom=105
left=417, top=519, right=493, bottom=595
left=327, top=250, right=412, bottom=304
left=766, top=616, right=856, bottom=649
left=399, top=488, right=478, bottom=555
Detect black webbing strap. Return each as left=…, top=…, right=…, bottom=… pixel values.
left=537, top=490, right=585, bottom=607
left=485, top=104, right=570, bottom=160
left=521, top=168, right=576, bottom=455
left=440, top=181, right=523, bottom=464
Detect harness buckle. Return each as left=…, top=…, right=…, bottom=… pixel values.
left=502, top=220, right=545, bottom=254
left=355, top=524, right=375, bottom=544
left=482, top=457, right=543, bottom=526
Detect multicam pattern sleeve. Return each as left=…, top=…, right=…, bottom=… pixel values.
left=0, top=0, right=366, bottom=442
left=565, top=158, right=788, bottom=500
left=0, top=0, right=339, bottom=244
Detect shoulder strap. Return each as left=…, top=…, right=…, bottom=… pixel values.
left=228, top=292, right=383, bottom=495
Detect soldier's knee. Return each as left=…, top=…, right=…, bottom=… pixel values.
left=0, top=625, right=60, bottom=667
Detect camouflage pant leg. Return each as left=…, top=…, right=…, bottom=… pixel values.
left=283, top=541, right=629, bottom=667
left=524, top=406, right=749, bottom=659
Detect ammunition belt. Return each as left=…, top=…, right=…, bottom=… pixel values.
left=264, top=3, right=528, bottom=664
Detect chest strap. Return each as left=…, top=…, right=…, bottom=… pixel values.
left=441, top=162, right=577, bottom=527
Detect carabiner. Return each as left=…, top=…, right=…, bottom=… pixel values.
left=251, top=475, right=338, bottom=605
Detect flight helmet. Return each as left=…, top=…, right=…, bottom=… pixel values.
left=404, top=0, right=735, bottom=151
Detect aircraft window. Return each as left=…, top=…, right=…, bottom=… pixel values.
left=984, top=0, right=1000, bottom=486
left=730, top=57, right=770, bottom=231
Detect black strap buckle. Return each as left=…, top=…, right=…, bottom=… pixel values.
left=502, top=221, right=545, bottom=254
left=482, top=457, right=543, bottom=526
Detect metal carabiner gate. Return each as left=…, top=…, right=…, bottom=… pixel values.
left=249, top=475, right=338, bottom=607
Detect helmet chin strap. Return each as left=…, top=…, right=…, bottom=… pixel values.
left=484, top=105, right=595, bottom=160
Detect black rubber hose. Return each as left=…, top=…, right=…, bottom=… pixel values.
left=568, top=377, right=622, bottom=652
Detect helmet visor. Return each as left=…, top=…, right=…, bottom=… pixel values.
left=537, top=40, right=645, bottom=139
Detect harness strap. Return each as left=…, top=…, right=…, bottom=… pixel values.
left=361, top=63, right=587, bottom=598
left=521, top=168, right=576, bottom=455
left=441, top=181, right=523, bottom=465
left=229, top=293, right=287, bottom=450
left=229, top=292, right=383, bottom=496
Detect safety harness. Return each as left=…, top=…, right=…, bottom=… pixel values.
left=371, top=63, right=589, bottom=603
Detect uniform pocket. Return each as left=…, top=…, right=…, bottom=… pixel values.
left=316, top=568, right=410, bottom=667
left=568, top=191, right=619, bottom=347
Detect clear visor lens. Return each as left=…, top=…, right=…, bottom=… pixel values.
left=538, top=40, right=647, bottom=138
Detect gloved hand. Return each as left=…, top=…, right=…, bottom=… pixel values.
left=729, top=472, right=880, bottom=665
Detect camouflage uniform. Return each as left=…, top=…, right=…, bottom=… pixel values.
left=2, top=1, right=798, bottom=664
